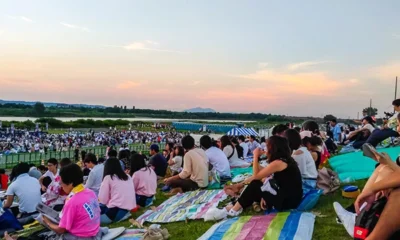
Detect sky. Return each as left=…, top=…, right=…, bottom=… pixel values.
left=1, top=0, right=400, bottom=118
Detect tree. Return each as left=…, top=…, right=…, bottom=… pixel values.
left=363, top=107, right=378, bottom=116
left=323, top=114, right=337, bottom=122
left=33, top=102, right=45, bottom=116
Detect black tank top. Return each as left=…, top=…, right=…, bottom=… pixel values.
left=273, top=158, right=303, bottom=207
left=312, top=151, right=322, bottom=170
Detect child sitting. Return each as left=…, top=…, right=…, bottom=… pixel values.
left=129, top=154, right=157, bottom=207
left=98, top=157, right=136, bottom=224
left=41, top=163, right=102, bottom=239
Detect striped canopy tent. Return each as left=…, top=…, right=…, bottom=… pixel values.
left=227, top=127, right=258, bottom=136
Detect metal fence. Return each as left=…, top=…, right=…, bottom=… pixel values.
left=0, top=143, right=165, bottom=169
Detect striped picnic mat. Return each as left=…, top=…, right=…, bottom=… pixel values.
left=198, top=212, right=315, bottom=240
left=137, top=190, right=227, bottom=224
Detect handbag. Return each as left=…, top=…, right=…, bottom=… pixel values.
left=0, top=208, right=23, bottom=231
left=317, top=167, right=340, bottom=194
left=354, top=197, right=387, bottom=240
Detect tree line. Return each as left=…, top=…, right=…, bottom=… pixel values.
left=0, top=102, right=290, bottom=121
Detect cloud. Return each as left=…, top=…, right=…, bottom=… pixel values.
left=145, top=40, right=159, bottom=45
left=6, top=15, right=33, bottom=23
left=258, top=62, right=269, bottom=68
left=369, top=62, right=400, bottom=81
left=116, top=81, right=141, bottom=89
left=286, top=61, right=330, bottom=71
left=60, top=22, right=90, bottom=32
left=20, top=16, right=33, bottom=23
left=349, top=78, right=359, bottom=84
left=190, top=81, right=201, bottom=86
left=237, top=68, right=346, bottom=97
left=392, top=33, right=400, bottom=39
left=104, top=41, right=185, bottom=53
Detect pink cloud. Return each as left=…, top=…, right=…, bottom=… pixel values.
left=116, top=81, right=141, bottom=89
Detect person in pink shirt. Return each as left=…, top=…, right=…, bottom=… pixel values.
left=98, top=157, right=136, bottom=224
left=129, top=154, right=157, bottom=207
left=42, top=164, right=101, bottom=239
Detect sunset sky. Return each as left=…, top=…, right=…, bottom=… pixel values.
left=1, top=0, right=400, bottom=118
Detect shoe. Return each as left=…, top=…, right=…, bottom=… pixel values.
left=101, top=227, right=125, bottom=240
left=333, top=202, right=355, bottom=238
left=204, top=207, right=227, bottom=221
left=227, top=208, right=242, bottom=217
left=161, top=185, right=171, bottom=192
left=232, top=174, right=245, bottom=183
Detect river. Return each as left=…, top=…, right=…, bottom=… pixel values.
left=0, top=116, right=255, bottom=123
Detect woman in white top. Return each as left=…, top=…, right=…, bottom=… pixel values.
left=220, top=136, right=250, bottom=168
left=347, top=116, right=377, bottom=148
left=348, top=116, right=376, bottom=140
left=168, top=146, right=184, bottom=175
left=285, top=129, right=318, bottom=188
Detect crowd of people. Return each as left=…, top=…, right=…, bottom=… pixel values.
left=325, top=100, right=400, bottom=151
left=0, top=129, right=184, bottom=155
left=2, top=100, right=400, bottom=239
left=0, top=121, right=326, bottom=239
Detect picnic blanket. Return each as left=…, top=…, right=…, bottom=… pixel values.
left=231, top=167, right=253, bottom=179
left=330, top=146, right=400, bottom=182
left=198, top=212, right=315, bottom=240
left=116, top=229, right=146, bottom=240
left=137, top=190, right=227, bottom=224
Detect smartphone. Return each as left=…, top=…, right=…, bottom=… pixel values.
left=362, top=143, right=384, bottom=161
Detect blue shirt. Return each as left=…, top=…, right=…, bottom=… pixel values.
left=149, top=153, right=168, bottom=177
left=332, top=125, right=342, bottom=142
left=6, top=173, right=41, bottom=213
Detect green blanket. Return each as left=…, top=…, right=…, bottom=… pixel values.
left=329, top=146, right=400, bottom=182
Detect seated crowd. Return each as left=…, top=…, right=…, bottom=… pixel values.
left=1, top=113, right=400, bottom=239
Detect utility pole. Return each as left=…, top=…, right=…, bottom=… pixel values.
left=369, top=99, right=372, bottom=116
left=395, top=76, right=398, bottom=113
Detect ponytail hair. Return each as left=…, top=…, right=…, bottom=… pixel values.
left=302, top=135, right=323, bottom=147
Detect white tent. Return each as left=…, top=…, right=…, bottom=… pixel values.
left=227, top=127, right=259, bottom=136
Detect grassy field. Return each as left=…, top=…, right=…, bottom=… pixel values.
left=14, top=179, right=363, bottom=240
left=103, top=180, right=366, bottom=240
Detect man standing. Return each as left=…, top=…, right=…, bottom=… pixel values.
left=149, top=144, right=168, bottom=178
left=330, top=119, right=342, bottom=143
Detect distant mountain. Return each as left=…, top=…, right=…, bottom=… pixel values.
left=184, top=107, right=216, bottom=113
left=0, top=99, right=105, bottom=109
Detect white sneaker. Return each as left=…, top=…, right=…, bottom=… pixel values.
left=227, top=208, right=242, bottom=217
left=204, top=207, right=227, bottom=221
left=333, top=202, right=355, bottom=238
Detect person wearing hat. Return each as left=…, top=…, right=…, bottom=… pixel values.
left=149, top=144, right=168, bottom=178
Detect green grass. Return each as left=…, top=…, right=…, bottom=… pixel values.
left=14, top=180, right=365, bottom=240
left=107, top=180, right=367, bottom=240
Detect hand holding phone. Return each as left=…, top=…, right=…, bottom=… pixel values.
left=362, top=143, right=384, bottom=162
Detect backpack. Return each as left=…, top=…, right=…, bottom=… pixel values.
left=317, top=167, right=340, bottom=194
left=235, top=145, right=244, bottom=159
left=354, top=197, right=387, bottom=240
